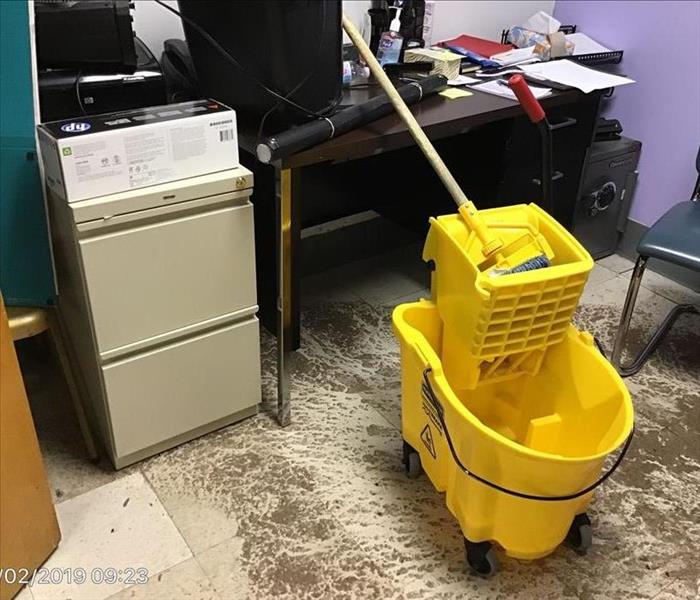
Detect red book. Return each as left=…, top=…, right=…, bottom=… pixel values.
left=439, top=34, right=513, bottom=59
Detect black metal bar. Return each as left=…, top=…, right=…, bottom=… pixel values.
left=536, top=119, right=555, bottom=214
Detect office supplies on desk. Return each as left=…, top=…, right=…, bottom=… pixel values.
left=474, top=67, right=523, bottom=78
left=439, top=87, right=473, bottom=100
left=519, top=60, right=634, bottom=94
left=567, top=32, right=612, bottom=56
left=439, top=34, right=512, bottom=58
left=377, top=7, right=404, bottom=66
left=489, top=46, right=539, bottom=67
left=442, top=46, right=502, bottom=70
left=471, top=79, right=551, bottom=101
left=460, top=63, right=480, bottom=74
left=405, top=47, right=462, bottom=80
left=502, top=25, right=624, bottom=66
left=521, top=72, right=575, bottom=91
left=383, top=61, right=432, bottom=77
left=522, top=10, right=561, bottom=36
left=447, top=74, right=479, bottom=86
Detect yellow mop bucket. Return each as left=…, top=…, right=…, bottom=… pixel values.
left=424, top=204, right=594, bottom=389
left=393, top=300, right=633, bottom=576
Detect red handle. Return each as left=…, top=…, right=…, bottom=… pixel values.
left=508, top=74, right=545, bottom=124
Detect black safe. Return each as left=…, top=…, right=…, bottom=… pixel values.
left=574, top=136, right=641, bottom=259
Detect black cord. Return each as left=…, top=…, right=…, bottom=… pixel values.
left=75, top=69, right=86, bottom=115
left=421, top=368, right=634, bottom=502
left=254, top=0, right=331, bottom=146
left=153, top=0, right=340, bottom=120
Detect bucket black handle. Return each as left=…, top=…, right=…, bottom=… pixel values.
left=421, top=368, right=634, bottom=502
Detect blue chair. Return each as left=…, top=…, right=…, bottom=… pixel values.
left=611, top=148, right=699, bottom=376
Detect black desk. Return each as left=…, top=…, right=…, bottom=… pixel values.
left=238, top=85, right=603, bottom=424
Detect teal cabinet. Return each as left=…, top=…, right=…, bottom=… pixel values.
left=1, top=0, right=54, bottom=305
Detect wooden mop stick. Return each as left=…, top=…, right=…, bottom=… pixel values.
left=341, top=15, right=503, bottom=258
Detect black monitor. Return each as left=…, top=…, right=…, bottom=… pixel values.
left=178, top=0, right=343, bottom=126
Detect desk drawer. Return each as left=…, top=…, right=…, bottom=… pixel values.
left=103, top=317, right=260, bottom=459
left=80, top=201, right=256, bottom=354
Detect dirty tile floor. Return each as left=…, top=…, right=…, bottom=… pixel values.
left=18, top=248, right=700, bottom=599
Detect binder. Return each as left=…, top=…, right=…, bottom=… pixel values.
left=438, top=34, right=513, bottom=59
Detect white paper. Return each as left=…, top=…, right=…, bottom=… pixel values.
left=519, top=60, right=634, bottom=94
left=521, top=11, right=561, bottom=35
left=447, top=74, right=480, bottom=86
left=470, top=80, right=552, bottom=101
left=474, top=68, right=522, bottom=78
left=490, top=46, right=536, bottom=66
left=566, top=32, right=612, bottom=55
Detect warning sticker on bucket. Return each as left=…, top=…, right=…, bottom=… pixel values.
left=421, top=397, right=444, bottom=437
left=420, top=424, right=437, bottom=459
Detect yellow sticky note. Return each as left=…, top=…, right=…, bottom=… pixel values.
left=439, top=87, right=473, bottom=100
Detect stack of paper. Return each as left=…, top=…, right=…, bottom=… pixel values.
left=489, top=46, right=540, bottom=67
left=470, top=80, right=552, bottom=101
left=566, top=33, right=613, bottom=56
left=447, top=74, right=480, bottom=86
left=519, top=60, right=634, bottom=94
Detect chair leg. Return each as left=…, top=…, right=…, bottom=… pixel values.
left=611, top=255, right=648, bottom=370
left=611, top=255, right=699, bottom=376
left=46, top=310, right=99, bottom=462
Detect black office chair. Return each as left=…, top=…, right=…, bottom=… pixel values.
left=611, top=147, right=700, bottom=376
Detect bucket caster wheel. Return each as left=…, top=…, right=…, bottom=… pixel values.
left=566, top=513, right=593, bottom=555
left=402, top=441, right=422, bottom=479
left=465, top=539, right=499, bottom=577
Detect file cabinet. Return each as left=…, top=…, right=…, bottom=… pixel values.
left=48, top=167, right=260, bottom=468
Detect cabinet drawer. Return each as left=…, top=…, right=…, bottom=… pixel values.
left=103, top=317, right=260, bottom=459
left=80, top=202, right=256, bottom=354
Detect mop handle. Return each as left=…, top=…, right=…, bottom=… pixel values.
left=342, top=15, right=503, bottom=258
left=507, top=74, right=546, bottom=124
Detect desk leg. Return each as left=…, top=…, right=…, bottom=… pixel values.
left=276, top=167, right=293, bottom=426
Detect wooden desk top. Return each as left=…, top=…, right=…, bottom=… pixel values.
left=239, top=84, right=584, bottom=170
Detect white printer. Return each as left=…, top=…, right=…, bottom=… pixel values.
left=39, top=101, right=261, bottom=468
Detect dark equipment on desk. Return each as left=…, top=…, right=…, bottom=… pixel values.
left=177, top=0, right=344, bottom=125
left=383, top=61, right=433, bottom=77
left=256, top=74, right=448, bottom=163
left=38, top=37, right=165, bottom=121
left=35, top=0, right=137, bottom=72
left=573, top=137, right=641, bottom=259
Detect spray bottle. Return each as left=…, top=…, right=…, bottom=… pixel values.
left=376, top=6, right=403, bottom=66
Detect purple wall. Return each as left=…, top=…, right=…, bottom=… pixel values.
left=554, top=0, right=700, bottom=226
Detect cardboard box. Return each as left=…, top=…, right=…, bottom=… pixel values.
left=37, top=99, right=238, bottom=202
left=404, top=48, right=462, bottom=81
left=0, top=297, right=61, bottom=600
